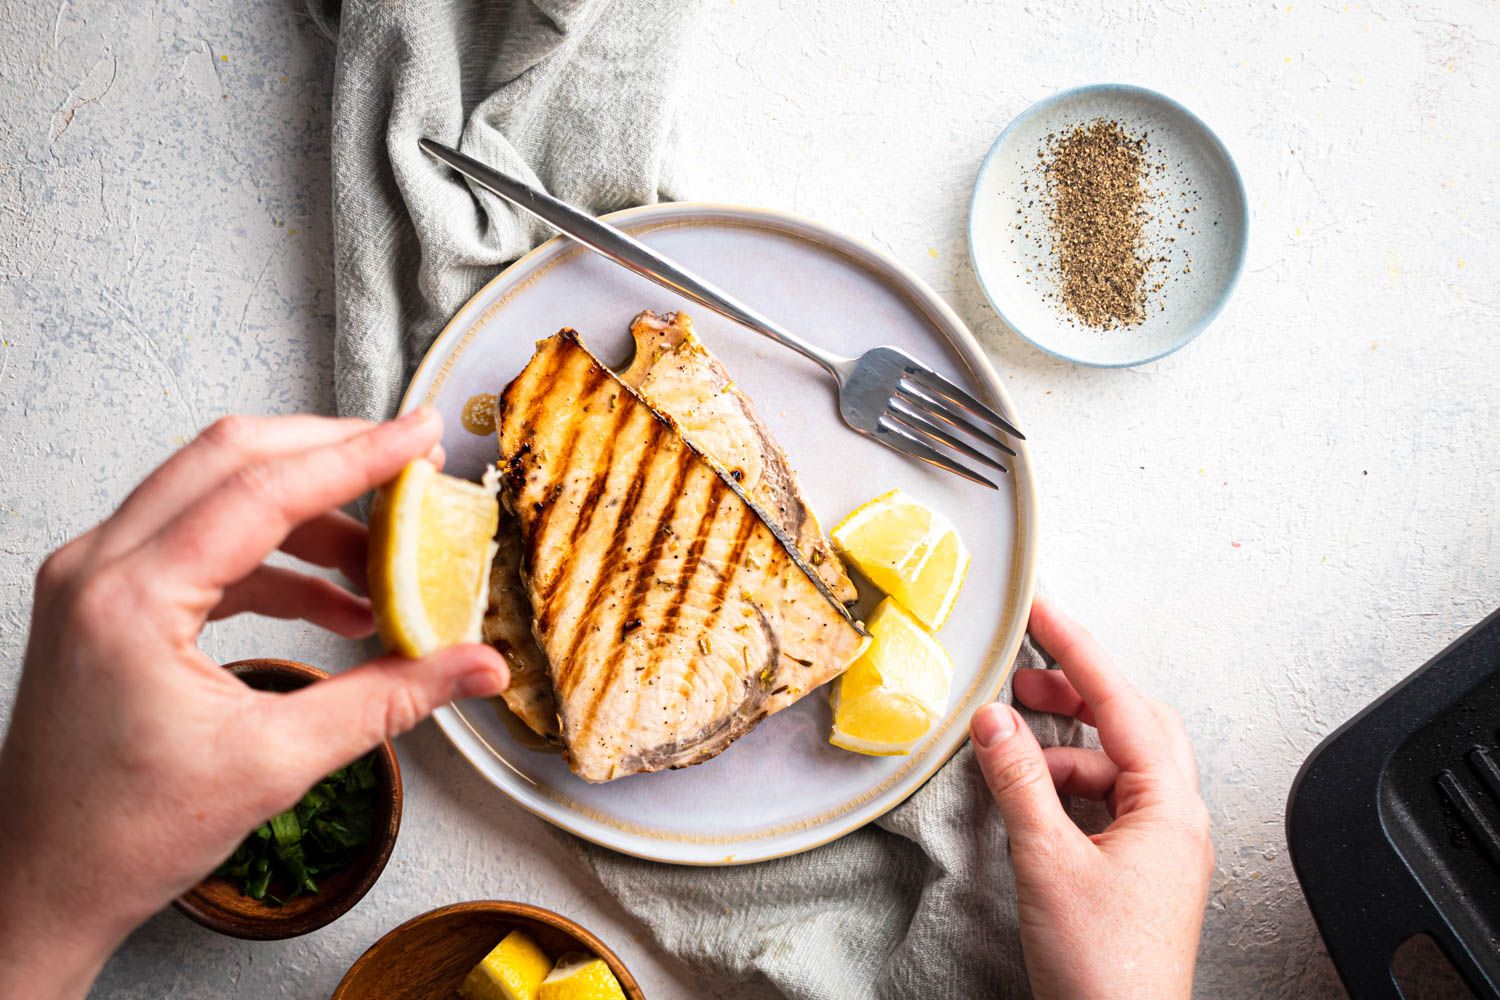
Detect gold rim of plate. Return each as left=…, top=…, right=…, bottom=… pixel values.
left=400, top=202, right=1040, bottom=865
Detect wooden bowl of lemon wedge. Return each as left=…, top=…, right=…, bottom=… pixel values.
left=333, top=900, right=642, bottom=1000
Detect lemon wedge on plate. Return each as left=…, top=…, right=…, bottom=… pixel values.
left=830, top=598, right=955, bottom=755
left=830, top=489, right=970, bottom=630
left=459, top=929, right=552, bottom=1000
left=368, top=458, right=500, bottom=657
left=537, top=953, right=628, bottom=1000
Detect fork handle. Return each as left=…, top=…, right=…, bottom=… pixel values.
left=419, top=139, right=847, bottom=376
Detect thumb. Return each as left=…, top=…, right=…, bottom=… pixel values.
left=272, top=644, right=509, bottom=777
left=971, top=702, right=1082, bottom=854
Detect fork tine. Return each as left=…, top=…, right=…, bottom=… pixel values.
left=900, top=366, right=1026, bottom=440
left=897, top=382, right=1018, bottom=457
left=876, top=416, right=1000, bottom=489
left=888, top=399, right=1010, bottom=473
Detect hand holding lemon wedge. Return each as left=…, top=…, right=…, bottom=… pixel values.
left=367, top=459, right=500, bottom=657
left=829, top=489, right=971, bottom=756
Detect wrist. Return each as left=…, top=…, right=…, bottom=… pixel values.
left=0, top=911, right=119, bottom=1000
left=0, top=847, right=132, bottom=1000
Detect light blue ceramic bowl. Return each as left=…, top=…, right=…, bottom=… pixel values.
left=968, top=84, right=1248, bottom=367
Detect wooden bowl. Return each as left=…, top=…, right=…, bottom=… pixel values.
left=173, top=658, right=403, bottom=940
left=333, top=901, right=646, bottom=999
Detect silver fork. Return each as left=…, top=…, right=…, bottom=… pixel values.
left=420, top=139, right=1024, bottom=489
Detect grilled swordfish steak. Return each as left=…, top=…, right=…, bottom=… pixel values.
left=484, top=310, right=857, bottom=746
left=496, top=329, right=868, bottom=782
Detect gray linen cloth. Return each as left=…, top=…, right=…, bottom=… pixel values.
left=322, top=3, right=1104, bottom=996
left=321, top=0, right=704, bottom=423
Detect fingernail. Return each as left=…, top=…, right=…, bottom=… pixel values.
left=972, top=704, right=1018, bottom=748
left=454, top=668, right=505, bottom=700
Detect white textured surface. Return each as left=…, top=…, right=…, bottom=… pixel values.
left=0, top=2, right=1496, bottom=998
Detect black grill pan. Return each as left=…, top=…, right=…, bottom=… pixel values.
left=1287, top=606, right=1500, bottom=998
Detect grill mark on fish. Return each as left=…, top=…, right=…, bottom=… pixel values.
left=525, top=362, right=605, bottom=551
left=648, top=485, right=721, bottom=665
left=536, top=387, right=636, bottom=614
left=549, top=415, right=663, bottom=695
left=704, top=508, right=756, bottom=632
left=501, top=347, right=558, bottom=540
left=619, top=474, right=726, bottom=736
left=573, top=447, right=699, bottom=749
left=677, top=501, right=759, bottom=698
left=515, top=335, right=564, bottom=437
left=507, top=348, right=570, bottom=601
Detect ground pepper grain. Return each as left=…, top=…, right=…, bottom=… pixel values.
left=1042, top=120, right=1151, bottom=328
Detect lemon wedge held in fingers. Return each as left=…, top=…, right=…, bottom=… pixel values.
left=537, top=953, right=628, bottom=1000
left=830, top=598, right=955, bottom=756
left=368, top=458, right=500, bottom=658
left=830, top=489, right=970, bottom=630
left=459, top=929, right=552, bottom=1000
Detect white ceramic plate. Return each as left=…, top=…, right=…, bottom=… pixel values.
left=405, top=203, right=1038, bottom=864
left=969, top=84, right=1249, bottom=367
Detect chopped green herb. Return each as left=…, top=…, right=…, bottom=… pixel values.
left=213, top=751, right=379, bottom=905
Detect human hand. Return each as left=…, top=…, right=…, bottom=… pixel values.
left=970, top=596, right=1212, bottom=1000
left=0, top=411, right=508, bottom=1000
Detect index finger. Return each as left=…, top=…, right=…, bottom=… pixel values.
left=138, top=407, right=443, bottom=590
left=98, top=415, right=374, bottom=557
left=1026, top=595, right=1171, bottom=776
